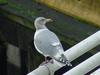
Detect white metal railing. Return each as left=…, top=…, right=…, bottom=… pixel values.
left=90, top=68, right=100, bottom=75
left=27, top=30, right=100, bottom=75
left=63, top=52, right=100, bottom=75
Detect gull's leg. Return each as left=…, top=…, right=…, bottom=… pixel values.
left=46, top=57, right=54, bottom=64
left=45, top=57, right=49, bottom=63
left=40, top=57, right=52, bottom=75
left=40, top=57, right=49, bottom=65
left=40, top=57, right=53, bottom=65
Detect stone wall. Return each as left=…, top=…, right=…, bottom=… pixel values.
left=37, top=0, right=100, bottom=27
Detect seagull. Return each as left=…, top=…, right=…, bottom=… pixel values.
left=34, top=17, right=72, bottom=66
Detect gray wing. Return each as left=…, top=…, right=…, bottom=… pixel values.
left=34, top=29, right=64, bottom=57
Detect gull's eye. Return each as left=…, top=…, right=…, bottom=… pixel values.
left=41, top=19, right=45, bottom=21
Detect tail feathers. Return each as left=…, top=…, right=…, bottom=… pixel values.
left=54, top=54, right=72, bottom=66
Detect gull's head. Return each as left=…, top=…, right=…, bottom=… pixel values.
left=34, top=17, right=53, bottom=30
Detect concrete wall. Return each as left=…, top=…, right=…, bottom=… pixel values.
left=37, top=0, right=100, bottom=27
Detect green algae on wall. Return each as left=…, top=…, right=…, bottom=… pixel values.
left=0, top=0, right=7, bottom=4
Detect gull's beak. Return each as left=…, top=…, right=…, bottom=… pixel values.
left=46, top=18, right=53, bottom=22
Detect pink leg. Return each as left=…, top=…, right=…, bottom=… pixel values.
left=45, top=57, right=49, bottom=63
left=40, top=57, right=53, bottom=66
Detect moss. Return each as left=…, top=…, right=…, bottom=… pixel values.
left=7, top=2, right=37, bottom=17
left=1, top=8, right=35, bottom=30
left=0, top=0, right=7, bottom=4
left=1, top=1, right=39, bottom=30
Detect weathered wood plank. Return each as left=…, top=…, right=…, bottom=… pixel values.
left=36, top=0, right=100, bottom=27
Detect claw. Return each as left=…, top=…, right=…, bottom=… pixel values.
left=54, top=54, right=72, bottom=66
left=66, top=60, right=72, bottom=66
